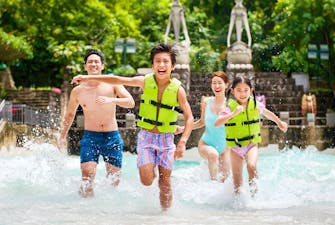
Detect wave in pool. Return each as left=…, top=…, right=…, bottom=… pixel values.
left=0, top=143, right=335, bottom=225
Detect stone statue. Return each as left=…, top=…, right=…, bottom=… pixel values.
left=225, top=0, right=254, bottom=83
left=226, top=0, right=252, bottom=67
left=301, top=93, right=317, bottom=116
left=227, top=0, right=251, bottom=48
left=164, top=0, right=191, bottom=47
left=164, top=0, right=191, bottom=95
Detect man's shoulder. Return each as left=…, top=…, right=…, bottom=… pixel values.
left=71, top=85, right=82, bottom=93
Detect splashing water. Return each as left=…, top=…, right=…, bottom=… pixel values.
left=0, top=144, right=335, bottom=225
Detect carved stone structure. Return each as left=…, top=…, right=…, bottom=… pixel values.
left=164, top=0, right=191, bottom=94
left=227, top=0, right=251, bottom=48
left=226, top=0, right=254, bottom=83
left=164, top=0, right=191, bottom=46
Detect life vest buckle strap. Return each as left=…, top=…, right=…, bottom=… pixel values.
left=142, top=99, right=183, bottom=114
left=225, top=123, right=236, bottom=127
left=226, top=133, right=261, bottom=146
left=137, top=115, right=177, bottom=127
left=137, top=116, right=163, bottom=126
left=234, top=138, right=242, bottom=147
left=242, top=119, right=260, bottom=125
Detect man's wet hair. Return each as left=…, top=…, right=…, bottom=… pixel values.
left=84, top=49, right=105, bottom=64
left=150, top=43, right=177, bottom=65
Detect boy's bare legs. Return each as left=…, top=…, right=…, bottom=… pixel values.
left=158, top=166, right=172, bottom=209
left=139, top=163, right=172, bottom=209
left=138, top=163, right=156, bottom=186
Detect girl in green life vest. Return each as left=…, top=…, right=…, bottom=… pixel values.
left=214, top=75, right=288, bottom=196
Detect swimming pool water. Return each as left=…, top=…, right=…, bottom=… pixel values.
left=0, top=143, right=335, bottom=225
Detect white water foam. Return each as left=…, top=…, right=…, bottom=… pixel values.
left=1, top=143, right=335, bottom=225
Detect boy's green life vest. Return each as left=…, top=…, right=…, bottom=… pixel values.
left=137, top=73, right=182, bottom=132
left=225, top=97, right=261, bottom=147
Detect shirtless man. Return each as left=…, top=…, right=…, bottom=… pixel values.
left=71, top=43, right=194, bottom=209
left=58, top=49, right=135, bottom=197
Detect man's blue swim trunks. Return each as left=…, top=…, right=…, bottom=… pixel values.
left=80, top=130, right=124, bottom=168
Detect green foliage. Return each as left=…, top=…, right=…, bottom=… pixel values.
left=113, top=65, right=136, bottom=76
left=0, top=85, right=6, bottom=99
left=248, top=7, right=278, bottom=72
left=272, top=47, right=307, bottom=73
left=0, top=28, right=33, bottom=61
left=308, top=87, right=333, bottom=93
left=271, top=0, right=334, bottom=77
left=1, top=0, right=143, bottom=86
left=184, top=7, right=212, bottom=47
left=190, top=39, right=222, bottom=72
left=47, top=40, right=93, bottom=79
left=28, top=86, right=52, bottom=91
left=132, top=41, right=156, bottom=68
left=0, top=0, right=334, bottom=87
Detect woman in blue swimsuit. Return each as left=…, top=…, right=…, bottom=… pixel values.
left=178, top=71, right=230, bottom=181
